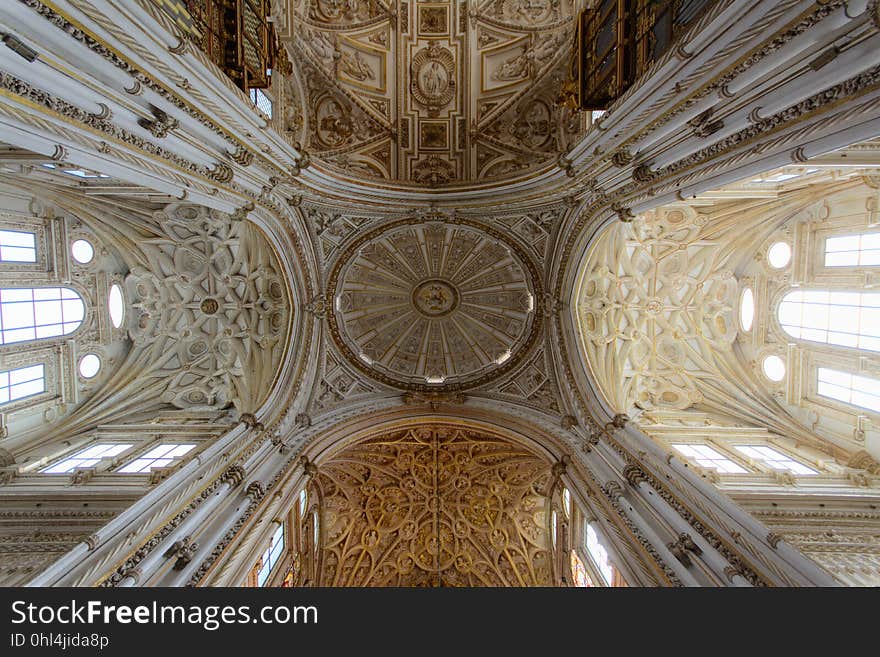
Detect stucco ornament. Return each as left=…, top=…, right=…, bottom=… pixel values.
left=126, top=204, right=289, bottom=410
left=577, top=206, right=738, bottom=412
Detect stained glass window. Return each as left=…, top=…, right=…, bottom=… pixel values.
left=571, top=550, right=594, bottom=587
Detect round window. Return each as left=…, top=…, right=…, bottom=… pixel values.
left=108, top=284, right=124, bottom=328
left=762, top=355, right=786, bottom=381
left=71, top=239, right=94, bottom=264
left=79, top=353, right=101, bottom=378
left=767, top=242, right=791, bottom=268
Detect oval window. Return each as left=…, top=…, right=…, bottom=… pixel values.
left=762, top=355, right=786, bottom=381
left=71, top=239, right=94, bottom=264
left=108, top=284, right=124, bottom=328
left=767, top=242, right=791, bottom=268
left=79, top=353, right=101, bottom=378
left=740, top=288, right=754, bottom=331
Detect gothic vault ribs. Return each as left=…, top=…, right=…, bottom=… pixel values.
left=280, top=0, right=585, bottom=187
left=326, top=219, right=540, bottom=390
left=126, top=204, right=289, bottom=410
left=311, top=425, right=554, bottom=586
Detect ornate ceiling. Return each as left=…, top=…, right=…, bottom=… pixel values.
left=127, top=204, right=290, bottom=411
left=280, top=0, right=585, bottom=189
left=575, top=204, right=739, bottom=414
left=310, top=424, right=554, bottom=586
left=326, top=219, right=540, bottom=390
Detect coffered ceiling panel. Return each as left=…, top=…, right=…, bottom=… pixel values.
left=326, top=219, right=541, bottom=390
left=280, top=0, right=585, bottom=189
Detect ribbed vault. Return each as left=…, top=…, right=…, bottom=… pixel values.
left=309, top=423, right=554, bottom=586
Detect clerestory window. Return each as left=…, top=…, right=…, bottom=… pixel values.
left=0, top=287, right=85, bottom=345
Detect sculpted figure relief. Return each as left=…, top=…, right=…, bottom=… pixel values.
left=340, top=50, right=375, bottom=82
left=287, top=0, right=583, bottom=185
left=411, top=44, right=456, bottom=109
left=420, top=60, right=448, bottom=95
left=492, top=51, right=530, bottom=82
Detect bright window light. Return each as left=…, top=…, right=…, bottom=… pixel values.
left=117, top=443, right=196, bottom=473
left=108, top=284, right=124, bottom=328
left=62, top=169, right=109, bottom=179
left=0, top=363, right=45, bottom=405
left=585, top=523, right=614, bottom=585
left=78, top=353, right=101, bottom=378
left=250, top=88, right=273, bottom=118
left=257, top=523, right=285, bottom=586
left=817, top=367, right=880, bottom=414
left=0, top=230, right=36, bottom=263
left=670, top=443, right=748, bottom=474
left=825, top=232, right=880, bottom=267
left=71, top=239, right=94, bottom=264
left=42, top=443, right=132, bottom=474
left=299, top=489, right=307, bottom=516
left=762, top=355, right=786, bottom=381
left=494, top=349, right=511, bottom=365
left=752, top=173, right=799, bottom=183
left=570, top=550, right=594, bottom=587
left=778, top=290, right=880, bottom=352
left=740, top=288, right=754, bottom=331
left=767, top=242, right=791, bottom=268
left=0, top=287, right=84, bottom=345
left=733, top=445, right=817, bottom=475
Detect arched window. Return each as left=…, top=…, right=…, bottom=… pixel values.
left=585, top=523, right=614, bottom=586
left=570, top=550, right=594, bottom=587
left=777, top=290, right=880, bottom=352
left=256, top=523, right=285, bottom=586
left=0, top=287, right=84, bottom=344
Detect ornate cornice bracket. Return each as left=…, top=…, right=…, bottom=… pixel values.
left=137, top=105, right=179, bottom=138
left=611, top=204, right=635, bottom=223
left=163, top=535, right=198, bottom=570
left=667, top=532, right=702, bottom=566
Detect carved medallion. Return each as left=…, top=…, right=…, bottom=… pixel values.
left=412, top=279, right=459, bottom=317
left=411, top=42, right=456, bottom=111
left=315, top=97, right=354, bottom=148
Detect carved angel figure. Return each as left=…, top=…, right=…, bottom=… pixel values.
left=340, top=51, right=375, bottom=82
left=493, top=52, right=529, bottom=81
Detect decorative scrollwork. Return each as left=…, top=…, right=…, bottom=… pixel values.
left=125, top=204, right=289, bottom=410
left=310, top=425, right=555, bottom=586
